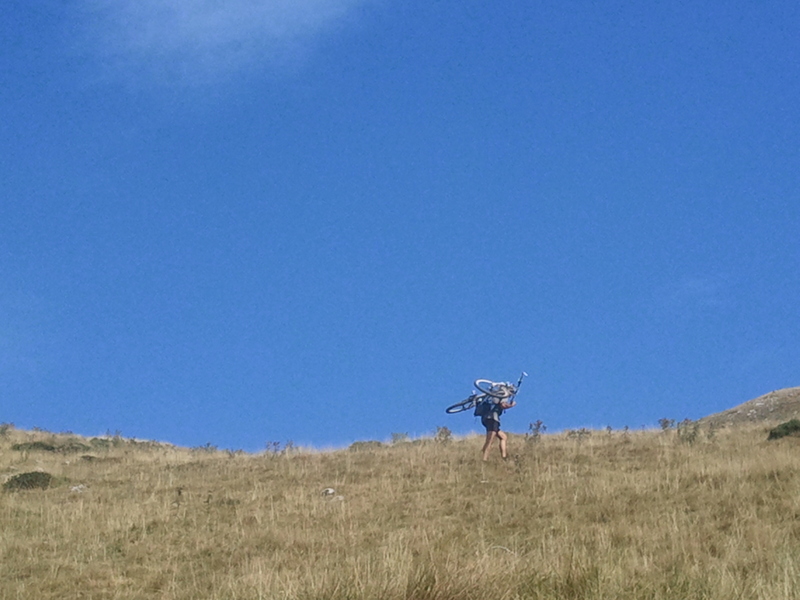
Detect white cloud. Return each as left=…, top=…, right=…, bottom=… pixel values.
left=663, top=276, right=726, bottom=310
left=80, top=0, right=372, bottom=83
left=650, top=274, right=734, bottom=321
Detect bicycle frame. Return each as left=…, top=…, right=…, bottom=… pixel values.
left=445, top=371, right=528, bottom=414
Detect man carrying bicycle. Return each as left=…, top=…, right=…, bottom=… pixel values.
left=478, top=384, right=516, bottom=461
left=445, top=373, right=527, bottom=461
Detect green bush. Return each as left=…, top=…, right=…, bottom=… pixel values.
left=768, top=419, right=800, bottom=440
left=348, top=440, right=384, bottom=452
left=12, top=441, right=58, bottom=453
left=58, top=441, right=92, bottom=453
left=3, top=471, right=55, bottom=491
left=12, top=440, right=90, bottom=453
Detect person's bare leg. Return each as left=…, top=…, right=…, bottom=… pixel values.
left=498, top=431, right=508, bottom=458
left=482, top=431, right=496, bottom=461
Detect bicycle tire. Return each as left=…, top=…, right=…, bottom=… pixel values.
left=473, top=379, right=511, bottom=398
left=446, top=395, right=479, bottom=414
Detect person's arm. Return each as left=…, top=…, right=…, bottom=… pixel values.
left=500, top=400, right=516, bottom=410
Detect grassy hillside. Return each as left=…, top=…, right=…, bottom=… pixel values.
left=2, top=423, right=800, bottom=599
left=698, top=386, right=800, bottom=428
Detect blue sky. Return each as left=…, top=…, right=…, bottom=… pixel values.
left=1, top=0, right=798, bottom=451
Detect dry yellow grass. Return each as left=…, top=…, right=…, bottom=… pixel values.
left=2, top=423, right=800, bottom=599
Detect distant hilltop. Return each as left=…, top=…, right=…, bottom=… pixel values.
left=698, top=387, right=800, bottom=428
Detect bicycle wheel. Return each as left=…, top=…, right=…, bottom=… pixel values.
left=473, top=379, right=510, bottom=398
left=446, top=395, right=479, bottom=414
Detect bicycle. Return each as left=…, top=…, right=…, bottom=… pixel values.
left=445, top=372, right=528, bottom=414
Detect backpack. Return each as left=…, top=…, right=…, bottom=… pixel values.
left=474, top=398, right=494, bottom=417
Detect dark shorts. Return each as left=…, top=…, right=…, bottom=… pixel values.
left=481, top=416, right=500, bottom=432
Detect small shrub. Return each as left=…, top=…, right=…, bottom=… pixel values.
left=349, top=440, right=384, bottom=452
left=58, top=441, right=92, bottom=454
left=768, top=419, right=800, bottom=441
left=263, top=440, right=299, bottom=456
left=391, top=432, right=410, bottom=444
left=105, top=430, right=124, bottom=448
left=677, top=419, right=700, bottom=444
left=567, top=428, right=591, bottom=443
left=526, top=420, right=546, bottom=443
left=12, top=440, right=91, bottom=454
left=0, top=422, right=14, bottom=436
left=193, top=442, right=218, bottom=454
left=434, top=426, right=452, bottom=445
left=90, top=438, right=112, bottom=450
left=659, top=418, right=676, bottom=431
left=3, top=471, right=55, bottom=491
left=12, top=441, right=58, bottom=453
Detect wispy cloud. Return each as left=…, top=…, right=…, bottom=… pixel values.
left=662, top=276, right=728, bottom=311
left=650, top=274, right=735, bottom=322
left=79, top=0, right=373, bottom=83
